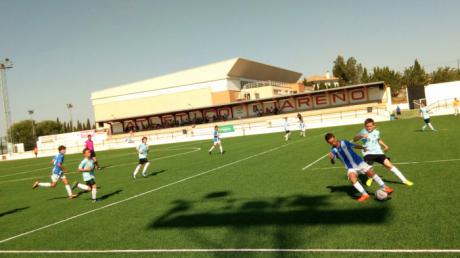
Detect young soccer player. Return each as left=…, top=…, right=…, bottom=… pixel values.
left=325, top=133, right=393, bottom=202
left=420, top=104, right=436, bottom=131
left=283, top=117, right=291, bottom=141
left=297, top=113, right=306, bottom=137
left=85, top=135, right=101, bottom=169
left=453, top=97, right=459, bottom=116
left=208, top=125, right=224, bottom=155
left=133, top=137, right=150, bottom=179
left=354, top=118, right=413, bottom=187
left=32, top=145, right=77, bottom=199
left=72, top=148, right=98, bottom=202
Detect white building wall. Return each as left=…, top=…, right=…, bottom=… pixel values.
left=425, top=81, right=460, bottom=106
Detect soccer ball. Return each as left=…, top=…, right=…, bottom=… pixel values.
left=375, top=189, right=388, bottom=201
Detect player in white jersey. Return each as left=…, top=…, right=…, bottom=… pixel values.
left=283, top=117, right=291, bottom=141
left=297, top=113, right=306, bottom=137
left=209, top=125, right=224, bottom=155
left=72, top=148, right=98, bottom=202
left=133, top=137, right=150, bottom=179
left=354, top=118, right=413, bottom=187
left=420, top=104, right=436, bottom=131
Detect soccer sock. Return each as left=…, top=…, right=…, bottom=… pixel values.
left=77, top=183, right=91, bottom=191
left=65, top=184, right=73, bottom=196
left=422, top=124, right=427, bottom=130
left=38, top=182, right=51, bottom=187
left=142, top=162, right=150, bottom=175
left=219, top=145, right=223, bottom=153
left=428, top=123, right=435, bottom=130
left=353, top=182, right=367, bottom=194
left=209, top=146, right=215, bottom=152
left=133, top=164, right=141, bottom=177
left=390, top=166, right=408, bottom=182
left=372, top=174, right=385, bottom=187
left=91, top=188, right=97, bottom=200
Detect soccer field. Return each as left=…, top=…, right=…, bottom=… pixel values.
left=0, top=116, right=459, bottom=257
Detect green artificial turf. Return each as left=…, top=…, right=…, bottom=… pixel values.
left=0, top=115, right=459, bottom=257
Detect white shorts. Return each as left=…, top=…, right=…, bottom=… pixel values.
left=51, top=173, right=66, bottom=182
left=299, top=123, right=305, bottom=130
left=347, top=162, right=372, bottom=175
left=213, top=140, right=221, bottom=145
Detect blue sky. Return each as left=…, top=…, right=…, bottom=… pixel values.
left=0, top=0, right=459, bottom=134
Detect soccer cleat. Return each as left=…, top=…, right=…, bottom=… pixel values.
left=356, top=194, right=370, bottom=202
left=142, top=173, right=147, bottom=178
left=32, top=181, right=39, bottom=189
left=208, top=151, right=211, bottom=155
left=221, top=151, right=225, bottom=155
left=71, top=181, right=78, bottom=190
left=366, top=178, right=373, bottom=187
left=92, top=198, right=100, bottom=203
left=68, top=194, right=78, bottom=199
left=383, top=186, right=394, bottom=194
left=403, top=180, right=414, bottom=186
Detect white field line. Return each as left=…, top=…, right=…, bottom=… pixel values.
left=0, top=148, right=201, bottom=184
left=0, top=138, right=308, bottom=244
left=310, top=158, right=460, bottom=171
left=302, top=154, right=329, bottom=170
left=0, top=249, right=459, bottom=254
left=0, top=147, right=200, bottom=180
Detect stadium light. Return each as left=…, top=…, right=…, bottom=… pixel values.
left=28, top=110, right=36, bottom=142
left=66, top=103, right=74, bottom=131
left=0, top=58, right=14, bottom=155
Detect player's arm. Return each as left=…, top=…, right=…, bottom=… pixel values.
left=57, top=163, right=68, bottom=173
left=378, top=139, right=389, bottom=152
left=328, top=152, right=336, bottom=164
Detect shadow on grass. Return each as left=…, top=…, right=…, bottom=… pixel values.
left=99, top=189, right=123, bottom=201
left=145, top=169, right=166, bottom=178
left=0, top=207, right=29, bottom=218
left=150, top=192, right=388, bottom=229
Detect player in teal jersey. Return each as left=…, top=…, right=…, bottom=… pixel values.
left=133, top=137, right=150, bottom=179
left=354, top=118, right=413, bottom=187
left=72, top=148, right=98, bottom=202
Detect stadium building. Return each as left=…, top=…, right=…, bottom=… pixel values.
left=92, top=58, right=303, bottom=133
left=91, top=58, right=391, bottom=135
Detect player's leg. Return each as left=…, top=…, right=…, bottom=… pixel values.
left=365, top=168, right=393, bottom=194
left=72, top=181, right=91, bottom=191
left=422, top=119, right=428, bottom=131
left=33, top=174, right=58, bottom=189
left=208, top=143, right=216, bottom=154
left=347, top=170, right=369, bottom=202
left=142, top=162, right=150, bottom=177
left=218, top=142, right=223, bottom=154
left=133, top=162, right=143, bottom=179
left=382, top=158, right=413, bottom=186
left=62, top=177, right=77, bottom=198
left=363, top=156, right=375, bottom=187
left=90, top=182, right=97, bottom=202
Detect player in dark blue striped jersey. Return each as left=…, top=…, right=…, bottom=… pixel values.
left=325, top=133, right=393, bottom=202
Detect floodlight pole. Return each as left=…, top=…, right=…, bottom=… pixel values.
left=66, top=104, right=74, bottom=131
left=28, top=110, right=36, bottom=142
left=0, top=58, right=13, bottom=155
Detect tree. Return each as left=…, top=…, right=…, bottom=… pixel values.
left=332, top=55, right=364, bottom=85
left=370, top=67, right=403, bottom=97
left=430, top=67, right=460, bottom=84
left=36, top=120, right=61, bottom=137
left=402, top=59, right=428, bottom=87
left=361, top=68, right=370, bottom=83
left=7, top=120, right=35, bottom=150
left=86, top=119, right=92, bottom=130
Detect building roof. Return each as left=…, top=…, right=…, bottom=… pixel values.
left=306, top=75, right=339, bottom=82
left=92, top=58, right=302, bottom=100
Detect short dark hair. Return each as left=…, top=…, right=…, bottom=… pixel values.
left=82, top=148, right=90, bottom=154
left=324, top=133, right=335, bottom=142
left=142, top=136, right=147, bottom=141
left=364, top=118, right=375, bottom=125
left=58, top=145, right=66, bottom=151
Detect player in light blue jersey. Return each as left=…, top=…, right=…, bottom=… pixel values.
left=354, top=118, right=413, bottom=187
left=283, top=117, right=291, bottom=141
left=133, top=137, right=150, bottom=179
left=297, top=113, right=306, bottom=137
left=325, top=133, right=393, bottom=202
left=420, top=104, right=436, bottom=131
left=72, top=148, right=98, bottom=202
left=33, top=145, right=77, bottom=199
left=209, top=125, right=224, bottom=155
